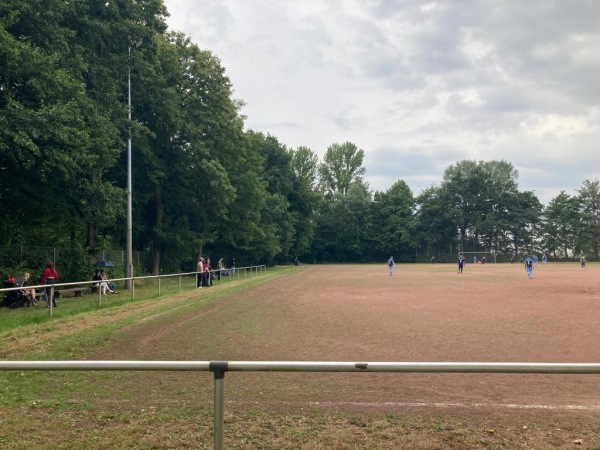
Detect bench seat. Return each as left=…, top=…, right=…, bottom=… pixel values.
left=54, top=287, right=87, bottom=298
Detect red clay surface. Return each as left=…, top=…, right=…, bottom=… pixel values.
left=91, top=262, right=600, bottom=418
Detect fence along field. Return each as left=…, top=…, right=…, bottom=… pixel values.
left=1, top=263, right=600, bottom=449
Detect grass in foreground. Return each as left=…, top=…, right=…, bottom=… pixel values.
left=1, top=405, right=599, bottom=449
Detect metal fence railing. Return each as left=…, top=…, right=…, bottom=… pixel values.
left=1, top=360, right=600, bottom=449
left=0, top=265, right=267, bottom=316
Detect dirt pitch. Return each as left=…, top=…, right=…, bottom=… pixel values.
left=4, top=262, right=600, bottom=449
left=87, top=263, right=600, bottom=446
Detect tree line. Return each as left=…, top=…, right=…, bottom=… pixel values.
left=1, top=1, right=598, bottom=280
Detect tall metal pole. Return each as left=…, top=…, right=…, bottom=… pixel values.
left=126, top=46, right=134, bottom=290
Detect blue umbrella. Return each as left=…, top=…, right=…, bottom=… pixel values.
left=94, top=260, right=116, bottom=268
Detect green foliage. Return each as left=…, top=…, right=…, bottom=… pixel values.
left=1, top=0, right=598, bottom=268
left=319, top=142, right=366, bottom=197
left=370, top=181, right=417, bottom=261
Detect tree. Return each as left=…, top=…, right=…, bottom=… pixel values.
left=129, top=33, right=247, bottom=273
left=370, top=181, right=417, bottom=261
left=439, top=160, right=484, bottom=252
left=416, top=186, right=457, bottom=258
left=319, top=142, right=366, bottom=196
left=289, top=146, right=321, bottom=257
left=315, top=182, right=372, bottom=262
left=541, top=191, right=578, bottom=258
left=505, top=191, right=543, bottom=256
left=576, top=179, right=600, bottom=259
left=247, top=133, right=296, bottom=264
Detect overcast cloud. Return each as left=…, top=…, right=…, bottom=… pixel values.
left=163, top=0, right=600, bottom=204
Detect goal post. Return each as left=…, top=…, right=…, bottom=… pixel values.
left=457, top=251, right=496, bottom=264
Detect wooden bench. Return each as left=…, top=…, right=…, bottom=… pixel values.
left=54, top=287, right=88, bottom=299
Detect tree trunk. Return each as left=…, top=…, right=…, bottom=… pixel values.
left=86, top=223, right=97, bottom=249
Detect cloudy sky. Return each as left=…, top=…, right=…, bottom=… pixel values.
left=162, top=0, right=600, bottom=204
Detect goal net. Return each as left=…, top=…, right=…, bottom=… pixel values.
left=457, top=251, right=495, bottom=264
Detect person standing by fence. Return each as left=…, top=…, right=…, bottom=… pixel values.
left=196, top=258, right=204, bottom=289
left=39, top=261, right=58, bottom=307
left=202, top=259, right=211, bottom=287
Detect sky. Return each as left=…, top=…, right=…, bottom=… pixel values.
left=162, top=0, right=600, bottom=205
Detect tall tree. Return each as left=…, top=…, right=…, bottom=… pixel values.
left=289, top=146, right=320, bottom=258
left=541, top=191, right=578, bottom=258
left=319, top=142, right=366, bottom=197
left=314, top=183, right=372, bottom=262
left=133, top=33, right=245, bottom=273
left=416, top=186, right=457, bottom=258
left=505, top=191, right=543, bottom=256
left=439, top=160, right=484, bottom=252
left=576, top=179, right=600, bottom=259
left=370, top=180, right=417, bottom=261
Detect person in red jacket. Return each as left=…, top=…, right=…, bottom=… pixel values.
left=40, top=260, right=59, bottom=307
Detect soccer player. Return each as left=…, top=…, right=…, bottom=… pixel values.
left=387, top=256, right=394, bottom=276
left=541, top=253, right=547, bottom=265
left=581, top=256, right=586, bottom=269
left=457, top=253, right=465, bottom=274
left=524, top=255, right=534, bottom=279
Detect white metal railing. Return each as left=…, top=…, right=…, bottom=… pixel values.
left=0, top=265, right=267, bottom=316
left=1, top=360, right=600, bottom=449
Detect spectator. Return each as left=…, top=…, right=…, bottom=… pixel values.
left=91, top=270, right=102, bottom=293
left=196, top=257, right=204, bottom=288
left=229, top=257, right=236, bottom=276
left=294, top=256, right=299, bottom=268
left=100, top=270, right=118, bottom=293
left=202, top=258, right=211, bottom=287
left=92, top=269, right=116, bottom=295
left=39, top=260, right=58, bottom=307
left=18, top=272, right=37, bottom=306
left=217, top=258, right=228, bottom=280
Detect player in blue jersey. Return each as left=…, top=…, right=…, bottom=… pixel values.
left=457, top=253, right=465, bottom=274
left=524, top=255, right=534, bottom=279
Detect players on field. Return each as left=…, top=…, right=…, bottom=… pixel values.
left=581, top=256, right=586, bottom=269
left=541, top=253, right=547, bottom=265
left=457, top=253, right=465, bottom=274
left=387, top=255, right=394, bottom=276
left=524, top=255, right=534, bottom=279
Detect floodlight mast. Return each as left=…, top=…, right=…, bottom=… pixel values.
left=126, top=40, right=141, bottom=290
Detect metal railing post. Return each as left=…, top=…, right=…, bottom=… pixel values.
left=209, top=361, right=228, bottom=450
left=158, top=276, right=161, bottom=296
left=49, top=285, right=54, bottom=317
